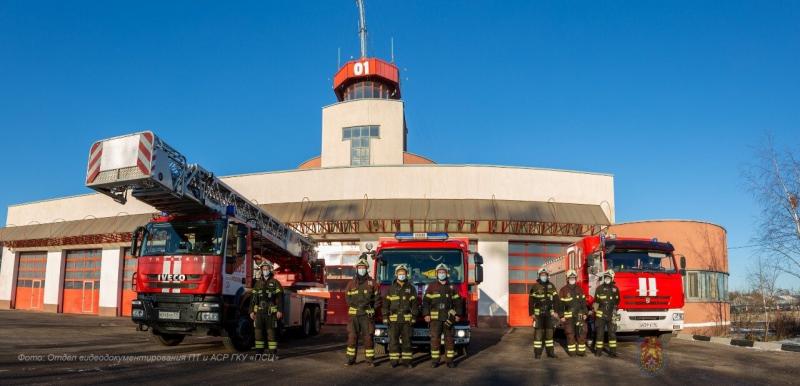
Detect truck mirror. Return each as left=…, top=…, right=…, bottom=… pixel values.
left=474, top=253, right=484, bottom=265
left=130, top=226, right=145, bottom=257
left=680, top=268, right=686, bottom=276
left=680, top=256, right=686, bottom=270
left=476, top=265, right=484, bottom=284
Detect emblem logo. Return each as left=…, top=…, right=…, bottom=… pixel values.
left=637, top=336, right=667, bottom=376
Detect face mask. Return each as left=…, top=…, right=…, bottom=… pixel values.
left=539, top=275, right=548, bottom=283
left=357, top=268, right=367, bottom=276
left=604, top=278, right=612, bottom=284
left=262, top=270, right=271, bottom=278
left=437, top=273, right=447, bottom=281
left=397, top=274, right=407, bottom=282
left=568, top=278, right=576, bottom=285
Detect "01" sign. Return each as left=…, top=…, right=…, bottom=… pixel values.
left=353, top=60, right=370, bottom=76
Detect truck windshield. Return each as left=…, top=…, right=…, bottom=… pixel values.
left=377, top=249, right=464, bottom=284
left=605, top=250, right=676, bottom=273
left=141, top=220, right=226, bottom=256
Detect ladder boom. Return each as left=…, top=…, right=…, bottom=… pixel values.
left=86, top=131, right=312, bottom=257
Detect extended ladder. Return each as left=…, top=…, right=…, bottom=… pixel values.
left=85, top=131, right=313, bottom=257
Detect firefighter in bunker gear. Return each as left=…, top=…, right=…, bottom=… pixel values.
left=383, top=264, right=419, bottom=368
left=594, top=269, right=620, bottom=357
left=250, top=261, right=283, bottom=357
left=423, top=263, right=464, bottom=368
left=559, top=269, right=588, bottom=357
left=529, top=267, right=561, bottom=359
left=344, top=257, right=381, bottom=366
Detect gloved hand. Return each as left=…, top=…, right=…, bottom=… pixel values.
left=276, top=311, right=283, bottom=320
left=365, top=308, right=375, bottom=317
left=250, top=312, right=255, bottom=320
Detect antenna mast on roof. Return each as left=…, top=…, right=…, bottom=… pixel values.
left=356, top=0, right=368, bottom=58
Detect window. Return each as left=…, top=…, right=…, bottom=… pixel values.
left=343, top=81, right=398, bottom=101
left=343, top=125, right=380, bottom=166
left=684, top=270, right=728, bottom=302
left=508, top=242, right=567, bottom=294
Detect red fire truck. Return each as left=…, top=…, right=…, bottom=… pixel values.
left=544, top=234, right=686, bottom=339
left=86, top=132, right=326, bottom=351
left=370, top=233, right=484, bottom=354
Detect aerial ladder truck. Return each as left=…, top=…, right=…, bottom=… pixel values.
left=86, top=131, right=326, bottom=351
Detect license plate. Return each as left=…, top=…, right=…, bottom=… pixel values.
left=639, top=322, right=658, bottom=329
left=413, top=329, right=429, bottom=337
left=158, top=311, right=180, bottom=320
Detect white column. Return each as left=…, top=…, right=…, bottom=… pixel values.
left=477, top=240, right=509, bottom=318
left=43, top=250, right=65, bottom=312
left=0, top=247, right=18, bottom=309
left=98, top=248, right=123, bottom=316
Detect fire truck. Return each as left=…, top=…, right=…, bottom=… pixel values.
left=369, top=233, right=484, bottom=355
left=86, top=131, right=326, bottom=351
left=544, top=234, right=686, bottom=339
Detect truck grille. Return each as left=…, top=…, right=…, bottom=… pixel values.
left=148, top=282, right=199, bottom=290
left=624, top=295, right=670, bottom=306
left=629, top=315, right=666, bottom=321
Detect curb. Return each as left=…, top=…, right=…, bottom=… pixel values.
left=677, top=333, right=799, bottom=353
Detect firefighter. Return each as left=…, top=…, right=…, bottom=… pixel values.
left=423, top=263, right=464, bottom=368
left=594, top=269, right=620, bottom=357
left=529, top=267, right=561, bottom=359
left=558, top=269, right=588, bottom=357
left=383, top=264, right=419, bottom=368
left=344, top=257, right=381, bottom=366
left=250, top=261, right=283, bottom=357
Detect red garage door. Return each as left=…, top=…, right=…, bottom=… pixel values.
left=62, top=249, right=101, bottom=315
left=508, top=242, right=566, bottom=327
left=15, top=252, right=47, bottom=311
left=120, top=248, right=137, bottom=316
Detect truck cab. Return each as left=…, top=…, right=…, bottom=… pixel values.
left=370, top=233, right=484, bottom=353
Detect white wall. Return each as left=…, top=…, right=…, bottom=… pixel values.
left=0, top=247, right=16, bottom=304
left=321, top=99, right=406, bottom=168
left=7, top=165, right=615, bottom=226
left=43, top=251, right=65, bottom=308
left=477, top=240, right=509, bottom=317
left=98, top=248, right=123, bottom=310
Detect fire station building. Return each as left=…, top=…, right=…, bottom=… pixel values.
left=0, top=55, right=729, bottom=332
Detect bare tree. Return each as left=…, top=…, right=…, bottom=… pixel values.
left=744, top=136, right=800, bottom=281
left=748, top=256, right=780, bottom=340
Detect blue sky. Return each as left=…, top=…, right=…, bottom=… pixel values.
left=1, top=1, right=798, bottom=290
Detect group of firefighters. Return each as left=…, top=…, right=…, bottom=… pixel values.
left=247, top=258, right=620, bottom=366
left=530, top=267, right=620, bottom=359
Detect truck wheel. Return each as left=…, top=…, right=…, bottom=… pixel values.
left=310, top=306, right=322, bottom=336
left=222, top=315, right=255, bottom=352
left=150, top=331, right=185, bottom=346
left=301, top=307, right=312, bottom=337
left=659, top=332, right=673, bottom=346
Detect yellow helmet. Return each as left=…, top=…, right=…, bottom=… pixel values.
left=355, top=258, right=369, bottom=268
left=566, top=269, right=577, bottom=278
left=603, top=269, right=615, bottom=279
left=435, top=263, right=449, bottom=272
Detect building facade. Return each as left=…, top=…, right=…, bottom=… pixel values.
left=0, top=54, right=616, bottom=327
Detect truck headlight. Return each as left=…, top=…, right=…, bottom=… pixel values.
left=374, top=328, right=386, bottom=337
left=132, top=309, right=145, bottom=318
left=456, top=330, right=466, bottom=338
left=672, top=313, right=684, bottom=321
left=198, top=303, right=220, bottom=311
left=132, top=300, right=142, bottom=306
left=198, top=312, right=220, bottom=322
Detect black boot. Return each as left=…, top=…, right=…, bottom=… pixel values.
left=430, top=360, right=439, bottom=368
left=595, top=349, right=602, bottom=357
left=534, top=349, right=543, bottom=359
left=404, top=361, right=413, bottom=369
left=366, top=359, right=375, bottom=367
left=567, top=352, right=575, bottom=357
left=344, top=357, right=355, bottom=366
left=390, top=360, right=399, bottom=368
left=268, top=350, right=278, bottom=360
left=446, top=361, right=456, bottom=368
left=577, top=351, right=586, bottom=357
left=609, top=350, right=617, bottom=358
left=546, top=348, right=557, bottom=358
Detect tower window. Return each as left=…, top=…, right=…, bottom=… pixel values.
left=343, top=125, right=380, bottom=166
